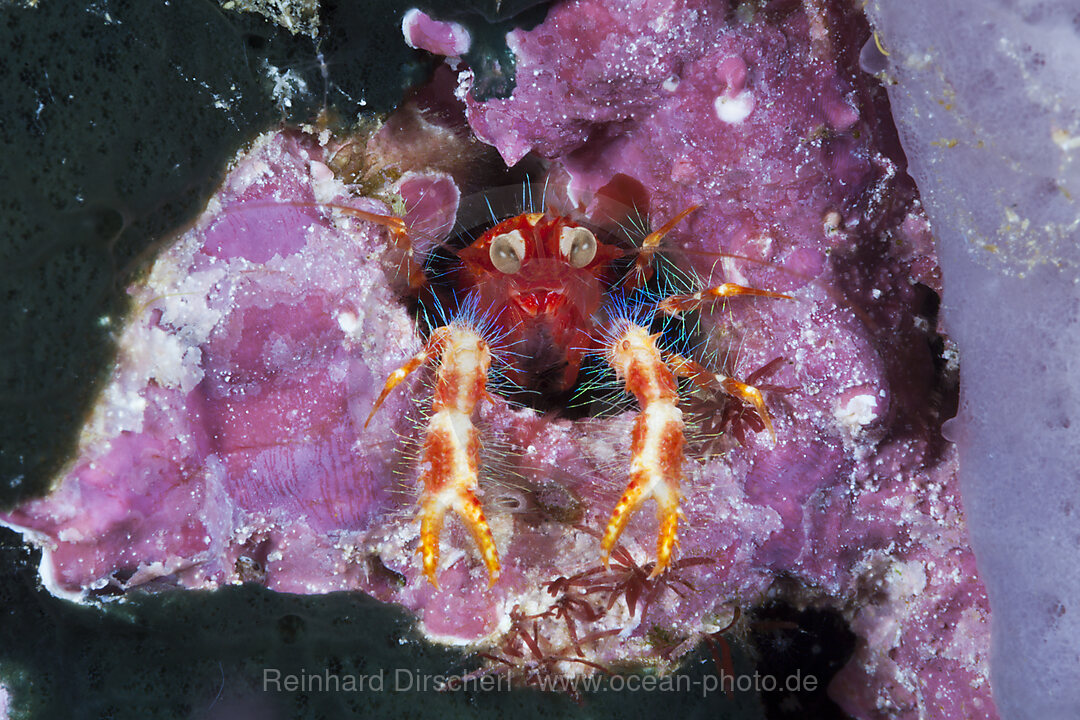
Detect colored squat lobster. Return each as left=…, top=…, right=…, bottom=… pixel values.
left=361, top=178, right=788, bottom=587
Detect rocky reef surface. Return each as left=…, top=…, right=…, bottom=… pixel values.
left=2, top=1, right=998, bottom=717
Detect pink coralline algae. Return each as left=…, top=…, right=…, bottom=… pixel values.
left=3, top=1, right=998, bottom=718
left=402, top=9, right=472, bottom=58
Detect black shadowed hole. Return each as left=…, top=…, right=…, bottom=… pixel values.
left=749, top=601, right=856, bottom=720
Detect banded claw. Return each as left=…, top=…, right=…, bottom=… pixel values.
left=601, top=322, right=685, bottom=577
left=367, top=324, right=501, bottom=588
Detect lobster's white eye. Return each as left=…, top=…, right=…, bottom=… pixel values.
left=559, top=226, right=597, bottom=268
left=489, top=230, right=526, bottom=274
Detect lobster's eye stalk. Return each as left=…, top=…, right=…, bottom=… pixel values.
left=560, top=226, right=597, bottom=268
left=490, top=230, right=526, bottom=274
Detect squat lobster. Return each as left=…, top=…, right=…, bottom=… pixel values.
left=360, top=183, right=789, bottom=587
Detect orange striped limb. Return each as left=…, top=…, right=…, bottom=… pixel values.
left=366, top=325, right=501, bottom=587
left=364, top=328, right=453, bottom=429
left=601, top=323, right=686, bottom=578
left=626, top=205, right=700, bottom=288
left=667, top=354, right=776, bottom=442
left=657, top=283, right=792, bottom=317
left=332, top=204, right=410, bottom=241
left=331, top=204, right=426, bottom=289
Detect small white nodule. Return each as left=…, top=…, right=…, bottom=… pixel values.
left=714, top=90, right=755, bottom=124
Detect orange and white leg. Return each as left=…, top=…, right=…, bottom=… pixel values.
left=366, top=325, right=500, bottom=587
left=656, top=281, right=789, bottom=439
left=657, top=283, right=791, bottom=316
left=333, top=204, right=426, bottom=289
left=625, top=205, right=700, bottom=289
left=601, top=322, right=686, bottom=577
left=666, top=353, right=776, bottom=441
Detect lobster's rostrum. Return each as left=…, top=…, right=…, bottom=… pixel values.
left=360, top=179, right=790, bottom=587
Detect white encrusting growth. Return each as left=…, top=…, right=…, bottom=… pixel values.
left=836, top=393, right=879, bottom=428
left=714, top=90, right=755, bottom=124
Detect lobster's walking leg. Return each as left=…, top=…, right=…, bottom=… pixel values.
left=658, top=281, right=790, bottom=440
left=366, top=325, right=500, bottom=588
left=601, top=323, right=686, bottom=578
left=657, top=283, right=791, bottom=316
left=333, top=204, right=427, bottom=289
left=666, top=354, right=777, bottom=441
left=626, top=205, right=700, bottom=287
